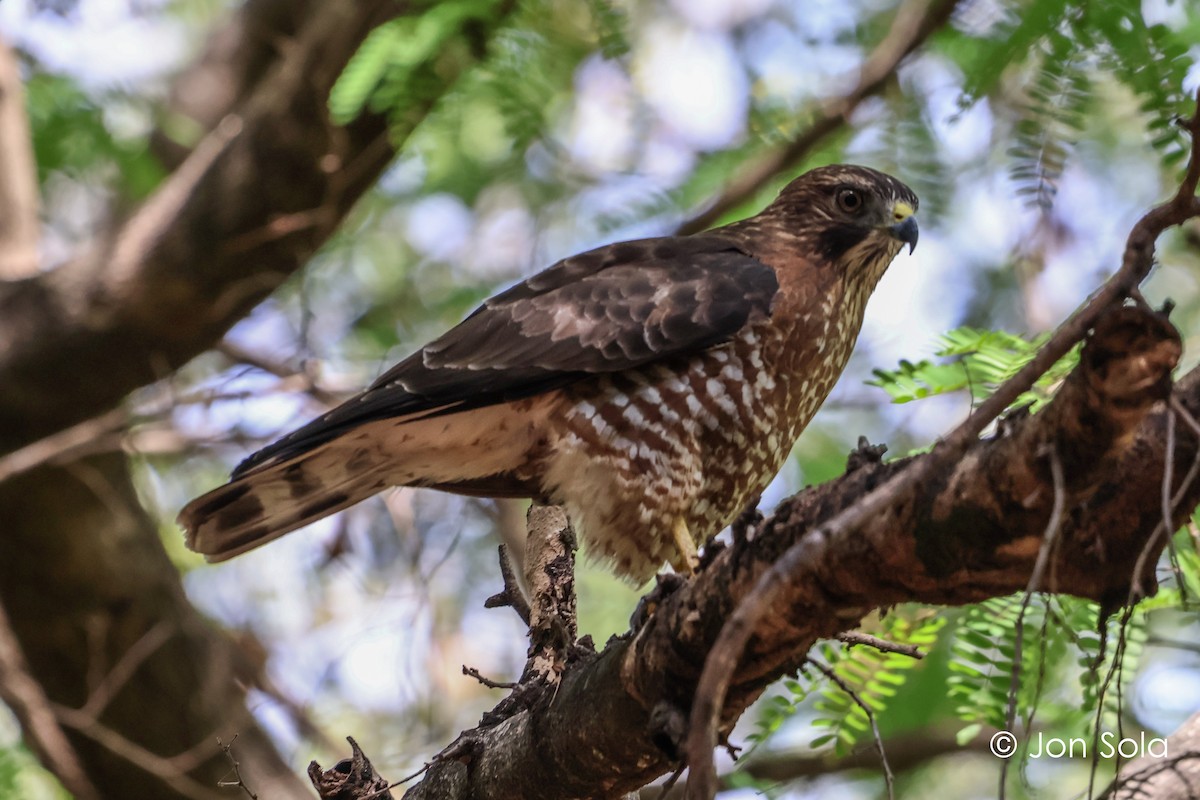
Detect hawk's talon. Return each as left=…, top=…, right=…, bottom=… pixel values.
left=670, top=517, right=699, bottom=576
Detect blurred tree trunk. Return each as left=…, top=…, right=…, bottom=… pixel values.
left=0, top=1, right=514, bottom=796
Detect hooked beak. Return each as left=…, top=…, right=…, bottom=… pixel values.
left=888, top=201, right=918, bottom=254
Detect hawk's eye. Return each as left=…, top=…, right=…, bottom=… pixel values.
left=836, top=187, right=864, bottom=214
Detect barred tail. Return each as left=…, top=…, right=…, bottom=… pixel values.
left=178, top=446, right=386, bottom=562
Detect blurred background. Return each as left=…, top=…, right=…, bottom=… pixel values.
left=2, top=0, right=1200, bottom=797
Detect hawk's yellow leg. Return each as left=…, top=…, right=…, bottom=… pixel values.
left=671, top=517, right=699, bottom=575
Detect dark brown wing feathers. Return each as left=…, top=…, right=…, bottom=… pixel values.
left=231, top=234, right=778, bottom=478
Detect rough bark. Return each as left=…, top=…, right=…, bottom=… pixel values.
left=0, top=1, right=516, bottom=797
left=1106, top=711, right=1200, bottom=799
left=393, top=304, right=1193, bottom=800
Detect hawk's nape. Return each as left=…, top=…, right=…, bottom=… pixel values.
left=180, top=164, right=918, bottom=582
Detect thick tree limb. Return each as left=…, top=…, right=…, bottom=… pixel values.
left=1104, top=712, right=1200, bottom=799
left=0, top=0, right=504, bottom=451
left=388, top=299, right=1191, bottom=800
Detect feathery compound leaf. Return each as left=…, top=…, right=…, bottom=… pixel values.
left=1007, top=28, right=1091, bottom=210
left=948, top=596, right=1035, bottom=732
left=1089, top=4, right=1194, bottom=168
left=869, top=327, right=1080, bottom=410
left=583, top=0, right=630, bottom=59
left=958, top=0, right=1074, bottom=106
left=330, top=0, right=504, bottom=126
left=812, top=613, right=946, bottom=755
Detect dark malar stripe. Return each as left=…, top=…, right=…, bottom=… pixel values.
left=815, top=224, right=870, bottom=263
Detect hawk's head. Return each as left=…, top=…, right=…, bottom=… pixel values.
left=765, top=164, right=919, bottom=285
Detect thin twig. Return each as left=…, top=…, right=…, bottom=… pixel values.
left=656, top=766, right=686, bottom=800
left=1159, top=408, right=1187, bottom=599
left=462, top=665, right=517, bottom=690
left=52, top=703, right=220, bottom=800
left=835, top=631, right=925, bottom=659
left=216, top=340, right=342, bottom=405
left=1000, top=446, right=1065, bottom=799
left=217, top=736, right=258, bottom=800
left=484, top=544, right=532, bottom=626
left=0, top=408, right=128, bottom=483
left=808, top=658, right=895, bottom=800
left=1129, top=399, right=1200, bottom=601
left=80, top=622, right=174, bottom=719
left=0, top=604, right=100, bottom=800
left=1087, top=605, right=1137, bottom=800
left=683, top=88, right=1200, bottom=800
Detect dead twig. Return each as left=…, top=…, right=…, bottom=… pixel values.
left=0, top=603, right=100, bottom=800
left=835, top=631, right=925, bottom=659
left=462, top=666, right=516, bottom=690
left=217, top=736, right=258, bottom=800
left=484, top=544, right=532, bottom=626
left=1000, top=445, right=1065, bottom=799
left=52, top=703, right=220, bottom=800
left=808, top=658, right=895, bottom=800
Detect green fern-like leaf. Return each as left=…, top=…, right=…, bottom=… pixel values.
left=1088, top=3, right=1194, bottom=168
left=812, top=613, right=946, bottom=755
left=330, top=0, right=504, bottom=126
left=869, top=327, right=1080, bottom=411
left=948, top=595, right=1039, bottom=732
left=330, top=19, right=408, bottom=124
left=744, top=664, right=822, bottom=758
left=957, top=0, right=1075, bottom=106
left=1076, top=605, right=1147, bottom=738
left=1008, top=28, right=1091, bottom=209
left=583, top=0, right=630, bottom=59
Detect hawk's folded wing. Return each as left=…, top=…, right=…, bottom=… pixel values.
left=232, top=234, right=778, bottom=477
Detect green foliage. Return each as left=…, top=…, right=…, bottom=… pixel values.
left=947, top=596, right=1033, bottom=732
left=955, top=0, right=1075, bottom=104
left=811, top=614, right=946, bottom=755
left=949, top=0, right=1196, bottom=208
left=332, top=0, right=631, bottom=188
left=745, top=666, right=822, bottom=753
left=1090, top=6, right=1194, bottom=167
left=330, top=0, right=506, bottom=125
left=1007, top=31, right=1090, bottom=208
left=582, top=0, right=629, bottom=59
left=869, top=327, right=1080, bottom=410
left=948, top=594, right=1149, bottom=745
left=0, top=740, right=69, bottom=800
left=24, top=74, right=163, bottom=198
left=745, top=612, right=945, bottom=759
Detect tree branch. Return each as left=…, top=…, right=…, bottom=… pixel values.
left=644, top=728, right=994, bottom=799
left=0, top=36, right=40, bottom=279
left=675, top=0, right=962, bottom=235
left=0, top=0, right=516, bottom=453
left=0, top=602, right=99, bottom=800
left=1103, top=711, right=1200, bottom=800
